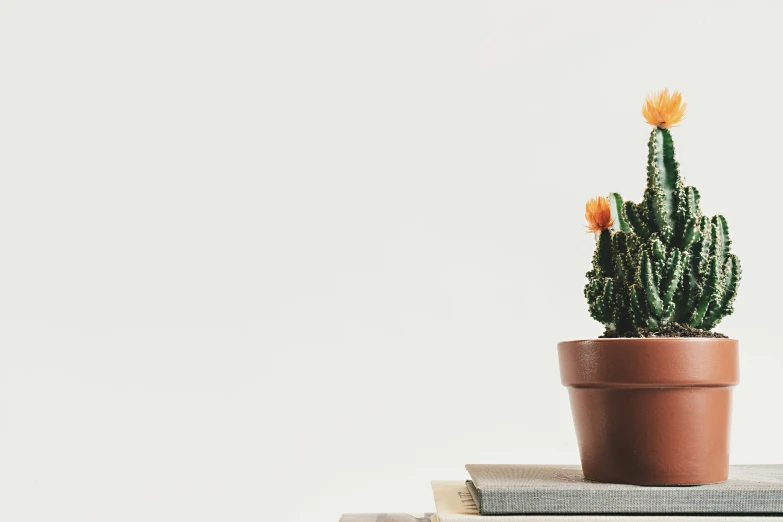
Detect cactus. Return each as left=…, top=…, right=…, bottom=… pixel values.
left=584, top=90, right=740, bottom=335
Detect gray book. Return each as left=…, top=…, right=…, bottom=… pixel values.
left=466, top=464, right=783, bottom=515
left=431, top=481, right=782, bottom=521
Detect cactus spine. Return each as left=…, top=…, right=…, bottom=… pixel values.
left=585, top=92, right=740, bottom=335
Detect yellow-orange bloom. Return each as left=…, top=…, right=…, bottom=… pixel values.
left=642, top=89, right=687, bottom=129
left=585, top=196, right=614, bottom=233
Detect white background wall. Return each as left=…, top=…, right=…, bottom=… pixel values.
left=2, top=1, right=782, bottom=520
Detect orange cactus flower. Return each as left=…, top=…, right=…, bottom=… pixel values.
left=642, top=89, right=687, bottom=129
left=585, top=196, right=614, bottom=233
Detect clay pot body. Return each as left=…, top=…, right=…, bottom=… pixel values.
left=558, top=338, right=739, bottom=485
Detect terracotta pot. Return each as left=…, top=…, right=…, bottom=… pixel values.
left=558, top=338, right=739, bottom=485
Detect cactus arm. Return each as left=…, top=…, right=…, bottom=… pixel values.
left=629, top=285, right=644, bottom=329
left=690, top=256, right=720, bottom=327
left=612, top=232, right=626, bottom=277
left=713, top=215, right=731, bottom=264
left=672, top=251, right=691, bottom=323
left=673, top=185, right=697, bottom=244
left=689, top=220, right=721, bottom=327
left=676, top=214, right=709, bottom=321
left=709, top=218, right=724, bottom=263
left=674, top=253, right=697, bottom=324
left=662, top=248, right=683, bottom=304
left=612, top=303, right=630, bottom=334
left=649, top=235, right=666, bottom=289
left=610, top=231, right=635, bottom=333
left=651, top=235, right=666, bottom=261
left=702, top=255, right=741, bottom=330
left=723, top=255, right=741, bottom=312
left=693, top=217, right=713, bottom=278
left=641, top=250, right=664, bottom=317
left=624, top=201, right=650, bottom=239
left=645, top=128, right=679, bottom=241
left=687, top=186, right=701, bottom=213
left=660, top=248, right=685, bottom=324
left=608, top=193, right=631, bottom=233
left=688, top=258, right=702, bottom=309
left=587, top=299, right=606, bottom=325
left=584, top=278, right=597, bottom=309
left=660, top=128, right=681, bottom=203
left=603, top=279, right=614, bottom=315
left=685, top=186, right=701, bottom=223
left=682, top=218, right=701, bottom=250
left=707, top=221, right=726, bottom=303
left=587, top=278, right=614, bottom=326
left=595, top=229, right=613, bottom=277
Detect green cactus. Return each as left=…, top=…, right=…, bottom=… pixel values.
left=585, top=92, right=740, bottom=335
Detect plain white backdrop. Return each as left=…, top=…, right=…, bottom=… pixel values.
left=2, top=1, right=782, bottom=520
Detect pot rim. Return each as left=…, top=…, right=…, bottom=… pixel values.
left=558, top=337, right=739, bottom=388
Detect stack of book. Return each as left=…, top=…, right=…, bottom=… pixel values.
left=340, top=464, right=783, bottom=522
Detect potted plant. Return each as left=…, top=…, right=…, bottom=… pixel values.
left=558, top=90, right=741, bottom=485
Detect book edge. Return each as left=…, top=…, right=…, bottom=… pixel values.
left=465, top=480, right=482, bottom=515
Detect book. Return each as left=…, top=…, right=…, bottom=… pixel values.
left=430, top=481, right=782, bottom=522
left=465, top=464, right=783, bottom=515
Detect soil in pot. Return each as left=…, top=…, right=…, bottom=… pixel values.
left=600, top=323, right=727, bottom=338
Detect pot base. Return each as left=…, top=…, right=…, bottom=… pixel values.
left=569, top=386, right=732, bottom=486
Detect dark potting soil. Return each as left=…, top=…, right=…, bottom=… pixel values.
left=601, top=323, right=728, bottom=339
